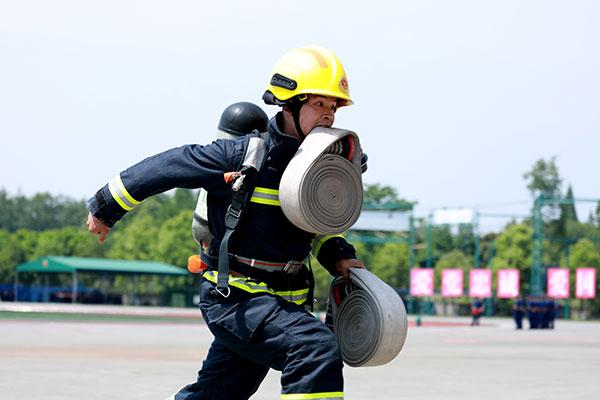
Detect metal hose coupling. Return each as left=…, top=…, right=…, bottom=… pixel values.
left=329, top=268, right=408, bottom=367
left=280, top=127, right=363, bottom=234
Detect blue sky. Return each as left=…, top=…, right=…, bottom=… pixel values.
left=1, top=1, right=598, bottom=231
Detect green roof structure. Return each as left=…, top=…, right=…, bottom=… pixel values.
left=16, top=256, right=188, bottom=276
left=14, top=256, right=188, bottom=304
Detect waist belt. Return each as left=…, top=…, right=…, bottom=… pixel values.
left=279, top=127, right=364, bottom=234
left=202, top=251, right=304, bottom=274
left=329, top=268, right=408, bottom=367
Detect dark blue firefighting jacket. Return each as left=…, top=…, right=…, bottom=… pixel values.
left=88, top=113, right=357, bottom=300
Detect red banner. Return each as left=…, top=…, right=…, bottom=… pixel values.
left=497, top=269, right=520, bottom=299
left=410, top=268, right=434, bottom=297
left=469, top=269, right=492, bottom=298
left=576, top=268, right=597, bottom=299
left=547, top=268, right=569, bottom=299
left=441, top=269, right=464, bottom=297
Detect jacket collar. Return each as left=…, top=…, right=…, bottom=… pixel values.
left=268, top=112, right=300, bottom=153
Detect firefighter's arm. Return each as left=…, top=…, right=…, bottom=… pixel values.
left=311, top=234, right=364, bottom=278
left=87, top=140, right=242, bottom=233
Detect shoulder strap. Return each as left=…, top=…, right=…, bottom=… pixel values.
left=214, top=131, right=270, bottom=297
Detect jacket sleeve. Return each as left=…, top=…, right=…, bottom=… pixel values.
left=88, top=139, right=243, bottom=227
left=311, top=234, right=357, bottom=276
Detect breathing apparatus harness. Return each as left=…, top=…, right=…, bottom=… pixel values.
left=212, top=132, right=269, bottom=298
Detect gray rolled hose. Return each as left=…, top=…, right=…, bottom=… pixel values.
left=279, top=127, right=363, bottom=234
left=329, top=268, right=408, bottom=367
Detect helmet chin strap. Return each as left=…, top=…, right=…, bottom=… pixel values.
left=286, top=95, right=308, bottom=140
left=292, top=107, right=306, bottom=139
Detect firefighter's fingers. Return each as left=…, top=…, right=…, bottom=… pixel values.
left=87, top=212, right=110, bottom=243
left=336, top=258, right=365, bottom=279
left=86, top=212, right=97, bottom=232
left=98, top=227, right=109, bottom=243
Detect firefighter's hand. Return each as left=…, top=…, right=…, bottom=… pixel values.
left=86, top=212, right=110, bottom=243
left=335, top=258, right=365, bottom=280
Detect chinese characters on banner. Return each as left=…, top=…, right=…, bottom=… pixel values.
left=576, top=268, right=597, bottom=299
left=441, top=269, right=464, bottom=297
left=547, top=268, right=569, bottom=299
left=413, top=267, right=596, bottom=298
left=469, top=269, right=492, bottom=298
left=410, top=268, right=434, bottom=297
left=497, top=269, right=520, bottom=299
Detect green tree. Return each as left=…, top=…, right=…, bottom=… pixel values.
left=434, top=249, right=471, bottom=288
left=0, top=230, right=21, bottom=283
left=369, top=243, right=410, bottom=289
left=154, top=209, right=197, bottom=267
left=570, top=239, right=600, bottom=318
left=363, top=183, right=400, bottom=205
left=0, top=190, right=18, bottom=231
left=561, top=185, right=578, bottom=223
left=570, top=238, right=600, bottom=268
left=106, top=215, right=160, bottom=261
left=523, top=157, right=562, bottom=200
left=0, top=190, right=87, bottom=232
left=29, top=227, right=104, bottom=259
left=490, top=223, right=532, bottom=293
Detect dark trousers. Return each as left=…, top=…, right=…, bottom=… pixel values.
left=513, top=312, right=523, bottom=329
left=175, top=279, right=343, bottom=400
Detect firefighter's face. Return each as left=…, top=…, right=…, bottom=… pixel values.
left=299, top=95, right=337, bottom=134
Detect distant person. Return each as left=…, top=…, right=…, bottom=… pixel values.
left=540, top=297, right=550, bottom=329
left=527, top=297, right=539, bottom=329
left=471, top=298, right=485, bottom=326
left=512, top=298, right=526, bottom=330
left=547, top=298, right=557, bottom=329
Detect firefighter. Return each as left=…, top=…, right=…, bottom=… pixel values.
left=86, top=45, right=364, bottom=400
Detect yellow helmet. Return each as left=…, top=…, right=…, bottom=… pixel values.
left=263, top=45, right=353, bottom=107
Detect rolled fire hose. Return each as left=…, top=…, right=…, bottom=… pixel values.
left=279, top=127, right=363, bottom=234
left=329, top=268, right=408, bottom=367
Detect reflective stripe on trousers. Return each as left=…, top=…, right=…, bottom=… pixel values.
left=281, top=391, right=344, bottom=399
left=173, top=279, right=344, bottom=400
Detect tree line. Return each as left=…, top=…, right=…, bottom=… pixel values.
left=1, top=158, right=600, bottom=316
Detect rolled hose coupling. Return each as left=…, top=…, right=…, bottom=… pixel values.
left=329, top=268, right=408, bottom=367
left=280, top=127, right=363, bottom=234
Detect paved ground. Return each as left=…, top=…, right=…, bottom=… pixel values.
left=1, top=304, right=599, bottom=400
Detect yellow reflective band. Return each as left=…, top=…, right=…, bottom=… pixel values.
left=251, top=196, right=281, bottom=206
left=114, top=175, right=140, bottom=206
left=274, top=288, right=310, bottom=305
left=281, top=392, right=344, bottom=400
left=203, top=271, right=308, bottom=305
left=254, top=187, right=279, bottom=195
left=203, top=272, right=271, bottom=294
left=251, top=187, right=280, bottom=206
left=108, top=175, right=140, bottom=211
left=108, top=179, right=131, bottom=211
left=312, top=234, right=345, bottom=259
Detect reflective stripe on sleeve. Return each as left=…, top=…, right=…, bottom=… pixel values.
left=202, top=271, right=308, bottom=305
left=108, top=175, right=141, bottom=211
left=250, top=187, right=280, bottom=206
left=280, top=392, right=344, bottom=400
left=311, top=234, right=345, bottom=259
